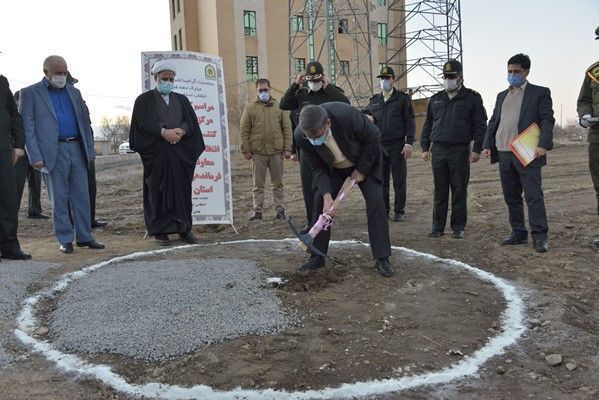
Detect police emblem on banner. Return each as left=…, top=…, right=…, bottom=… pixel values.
left=205, top=64, right=216, bottom=80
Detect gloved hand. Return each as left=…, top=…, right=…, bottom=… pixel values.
left=580, top=114, right=592, bottom=128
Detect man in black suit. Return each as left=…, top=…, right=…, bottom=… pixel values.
left=294, top=102, right=394, bottom=277
left=0, top=75, right=31, bottom=260
left=482, top=53, right=555, bottom=253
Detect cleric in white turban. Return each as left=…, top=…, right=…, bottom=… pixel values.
left=151, top=60, right=177, bottom=76
left=129, top=59, right=205, bottom=246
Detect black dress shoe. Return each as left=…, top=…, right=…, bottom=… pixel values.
left=91, top=220, right=108, bottom=228
left=299, top=255, right=325, bottom=271
left=428, top=230, right=444, bottom=238
left=76, top=240, right=105, bottom=249
left=452, top=230, right=465, bottom=239
left=249, top=212, right=262, bottom=221
left=179, top=231, right=199, bottom=244
left=154, top=234, right=170, bottom=246
left=375, top=257, right=395, bottom=277
left=1, top=249, right=32, bottom=260
left=393, top=213, right=405, bottom=222
left=60, top=243, right=73, bottom=254
left=28, top=213, right=49, bottom=220
left=500, top=233, right=528, bottom=246
left=533, top=239, right=549, bottom=253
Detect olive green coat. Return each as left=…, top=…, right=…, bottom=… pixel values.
left=577, top=61, right=599, bottom=143
left=239, top=97, right=292, bottom=155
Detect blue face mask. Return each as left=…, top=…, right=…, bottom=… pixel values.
left=380, top=79, right=393, bottom=92
left=308, top=128, right=329, bottom=146
left=507, top=73, right=525, bottom=87
left=258, top=91, right=270, bottom=102
left=157, top=80, right=174, bottom=94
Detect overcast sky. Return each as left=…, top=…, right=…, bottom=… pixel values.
left=1, top=0, right=597, bottom=126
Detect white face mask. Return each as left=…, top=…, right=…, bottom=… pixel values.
left=51, top=75, right=67, bottom=89
left=443, top=78, right=459, bottom=92
left=308, top=81, right=323, bottom=92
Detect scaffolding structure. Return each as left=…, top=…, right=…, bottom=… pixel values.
left=387, top=0, right=463, bottom=98
left=288, top=0, right=375, bottom=106
left=288, top=0, right=462, bottom=102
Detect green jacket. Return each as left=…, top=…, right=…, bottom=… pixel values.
left=577, top=61, right=599, bottom=142
left=240, top=97, right=292, bottom=155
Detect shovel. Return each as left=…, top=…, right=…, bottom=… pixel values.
left=288, top=177, right=356, bottom=256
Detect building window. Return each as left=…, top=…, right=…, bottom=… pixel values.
left=246, top=56, right=259, bottom=81
left=376, top=0, right=387, bottom=6
left=340, top=60, right=349, bottom=75
left=176, top=0, right=181, bottom=13
left=377, top=23, right=388, bottom=45
left=173, top=33, right=178, bottom=50
left=244, top=10, right=257, bottom=36
left=294, top=58, right=306, bottom=74
left=292, top=15, right=304, bottom=32
left=338, top=19, right=349, bottom=34
left=170, top=0, right=175, bottom=19
left=178, top=28, right=182, bottom=50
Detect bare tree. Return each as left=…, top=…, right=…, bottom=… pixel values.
left=553, top=119, right=586, bottom=143
left=101, top=115, right=131, bottom=152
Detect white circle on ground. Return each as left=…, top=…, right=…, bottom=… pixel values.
left=15, top=239, right=526, bottom=400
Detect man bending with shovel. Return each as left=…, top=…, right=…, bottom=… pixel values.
left=294, top=103, right=395, bottom=277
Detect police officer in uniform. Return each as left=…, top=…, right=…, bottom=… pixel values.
left=577, top=26, right=599, bottom=248
left=280, top=61, right=350, bottom=230
left=364, top=66, right=415, bottom=222
left=0, top=74, right=31, bottom=260
left=420, top=59, right=487, bottom=239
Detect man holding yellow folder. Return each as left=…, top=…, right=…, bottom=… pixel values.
left=482, top=53, right=555, bottom=253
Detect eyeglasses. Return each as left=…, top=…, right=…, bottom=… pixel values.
left=257, top=88, right=270, bottom=93
left=160, top=78, right=175, bottom=82
left=442, top=74, right=458, bottom=79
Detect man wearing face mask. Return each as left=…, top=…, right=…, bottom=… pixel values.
left=364, top=66, right=415, bottom=222
left=239, top=78, right=292, bottom=221
left=420, top=59, right=487, bottom=240
left=129, top=60, right=205, bottom=246
left=280, top=61, right=350, bottom=232
left=482, top=53, right=555, bottom=253
left=294, top=103, right=394, bottom=277
left=20, top=55, right=104, bottom=254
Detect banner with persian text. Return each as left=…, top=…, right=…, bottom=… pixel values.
left=141, top=51, right=233, bottom=225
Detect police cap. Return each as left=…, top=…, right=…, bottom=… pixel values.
left=442, top=59, right=462, bottom=75
left=376, top=66, right=395, bottom=79
left=305, top=61, right=324, bottom=81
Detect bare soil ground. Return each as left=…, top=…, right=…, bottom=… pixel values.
left=0, top=142, right=598, bottom=399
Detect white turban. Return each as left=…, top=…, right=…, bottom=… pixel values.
left=151, top=60, right=177, bottom=76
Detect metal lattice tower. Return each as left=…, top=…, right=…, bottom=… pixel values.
left=386, top=0, right=463, bottom=98
left=288, top=0, right=375, bottom=106
left=288, top=0, right=462, bottom=102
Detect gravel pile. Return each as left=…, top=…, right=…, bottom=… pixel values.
left=0, top=260, right=56, bottom=369
left=49, top=258, right=293, bottom=361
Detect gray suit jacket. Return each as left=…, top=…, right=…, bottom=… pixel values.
left=483, top=82, right=555, bottom=167
left=20, top=79, right=95, bottom=173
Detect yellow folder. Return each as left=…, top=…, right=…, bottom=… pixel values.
left=509, top=122, right=540, bottom=166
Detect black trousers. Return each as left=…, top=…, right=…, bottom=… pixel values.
left=589, top=142, right=599, bottom=215
left=498, top=151, right=548, bottom=240
left=88, top=160, right=97, bottom=222
left=14, top=153, right=42, bottom=216
left=299, top=149, right=316, bottom=225
left=431, top=143, right=470, bottom=232
left=312, top=167, right=391, bottom=259
left=0, top=150, right=21, bottom=253
left=382, top=140, right=407, bottom=215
